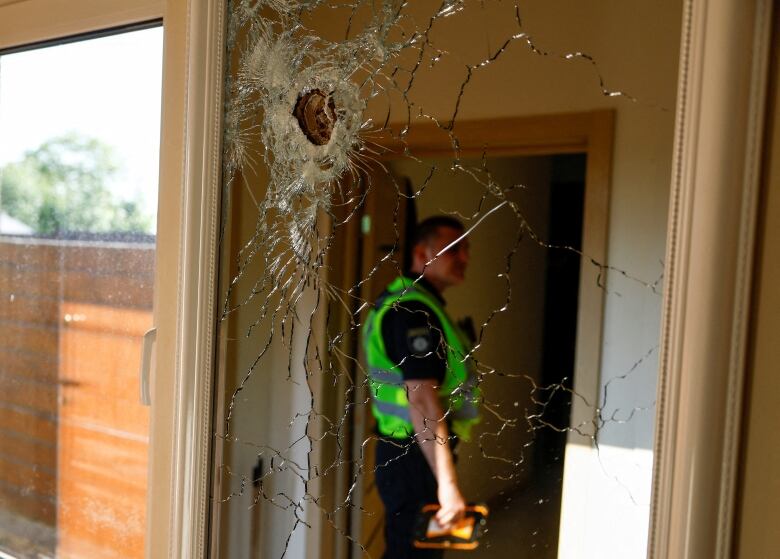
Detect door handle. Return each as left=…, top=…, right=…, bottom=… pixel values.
left=140, top=327, right=157, bottom=406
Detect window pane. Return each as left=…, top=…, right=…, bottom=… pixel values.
left=210, top=2, right=681, bottom=558
left=0, top=26, right=162, bottom=558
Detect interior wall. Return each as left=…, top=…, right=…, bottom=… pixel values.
left=388, top=156, right=553, bottom=502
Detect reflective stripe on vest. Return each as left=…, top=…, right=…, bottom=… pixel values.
left=368, top=367, right=405, bottom=386
left=363, top=276, right=481, bottom=441
left=372, top=399, right=411, bottom=422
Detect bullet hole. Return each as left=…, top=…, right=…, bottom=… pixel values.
left=293, top=89, right=337, bottom=146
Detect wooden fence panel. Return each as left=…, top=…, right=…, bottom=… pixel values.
left=0, top=239, right=154, bottom=558
left=57, top=301, right=151, bottom=559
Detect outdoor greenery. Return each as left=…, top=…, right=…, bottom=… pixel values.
left=0, top=133, right=152, bottom=235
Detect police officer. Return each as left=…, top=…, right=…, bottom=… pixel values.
left=362, top=215, right=480, bottom=558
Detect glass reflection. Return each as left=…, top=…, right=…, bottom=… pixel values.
left=211, top=2, right=680, bottom=558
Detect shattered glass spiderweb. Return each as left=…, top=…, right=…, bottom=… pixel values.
left=213, top=1, right=673, bottom=557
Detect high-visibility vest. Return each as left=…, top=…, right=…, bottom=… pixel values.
left=362, top=276, right=481, bottom=441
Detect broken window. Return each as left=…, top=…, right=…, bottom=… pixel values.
left=211, top=2, right=680, bottom=557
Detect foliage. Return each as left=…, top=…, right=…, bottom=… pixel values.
left=0, top=133, right=152, bottom=235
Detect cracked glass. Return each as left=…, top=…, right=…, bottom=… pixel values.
left=210, top=1, right=682, bottom=558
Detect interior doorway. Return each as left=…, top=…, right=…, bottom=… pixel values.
left=346, top=153, right=586, bottom=557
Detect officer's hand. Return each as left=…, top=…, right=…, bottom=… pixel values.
left=436, top=479, right=466, bottom=529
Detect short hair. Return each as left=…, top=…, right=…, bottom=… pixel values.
left=411, top=215, right=464, bottom=247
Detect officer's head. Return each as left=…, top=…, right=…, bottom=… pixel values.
left=409, top=215, right=469, bottom=292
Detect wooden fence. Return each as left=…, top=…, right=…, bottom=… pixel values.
left=0, top=237, right=154, bottom=558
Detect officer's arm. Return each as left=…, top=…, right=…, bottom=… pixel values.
left=405, top=379, right=466, bottom=529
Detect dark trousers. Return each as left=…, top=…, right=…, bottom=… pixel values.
left=375, top=438, right=443, bottom=559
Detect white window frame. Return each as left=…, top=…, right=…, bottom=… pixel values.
left=0, top=0, right=774, bottom=557
left=649, top=0, right=775, bottom=557
left=0, top=0, right=163, bottom=50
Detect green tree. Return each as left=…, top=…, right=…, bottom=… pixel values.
left=0, top=133, right=152, bottom=235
